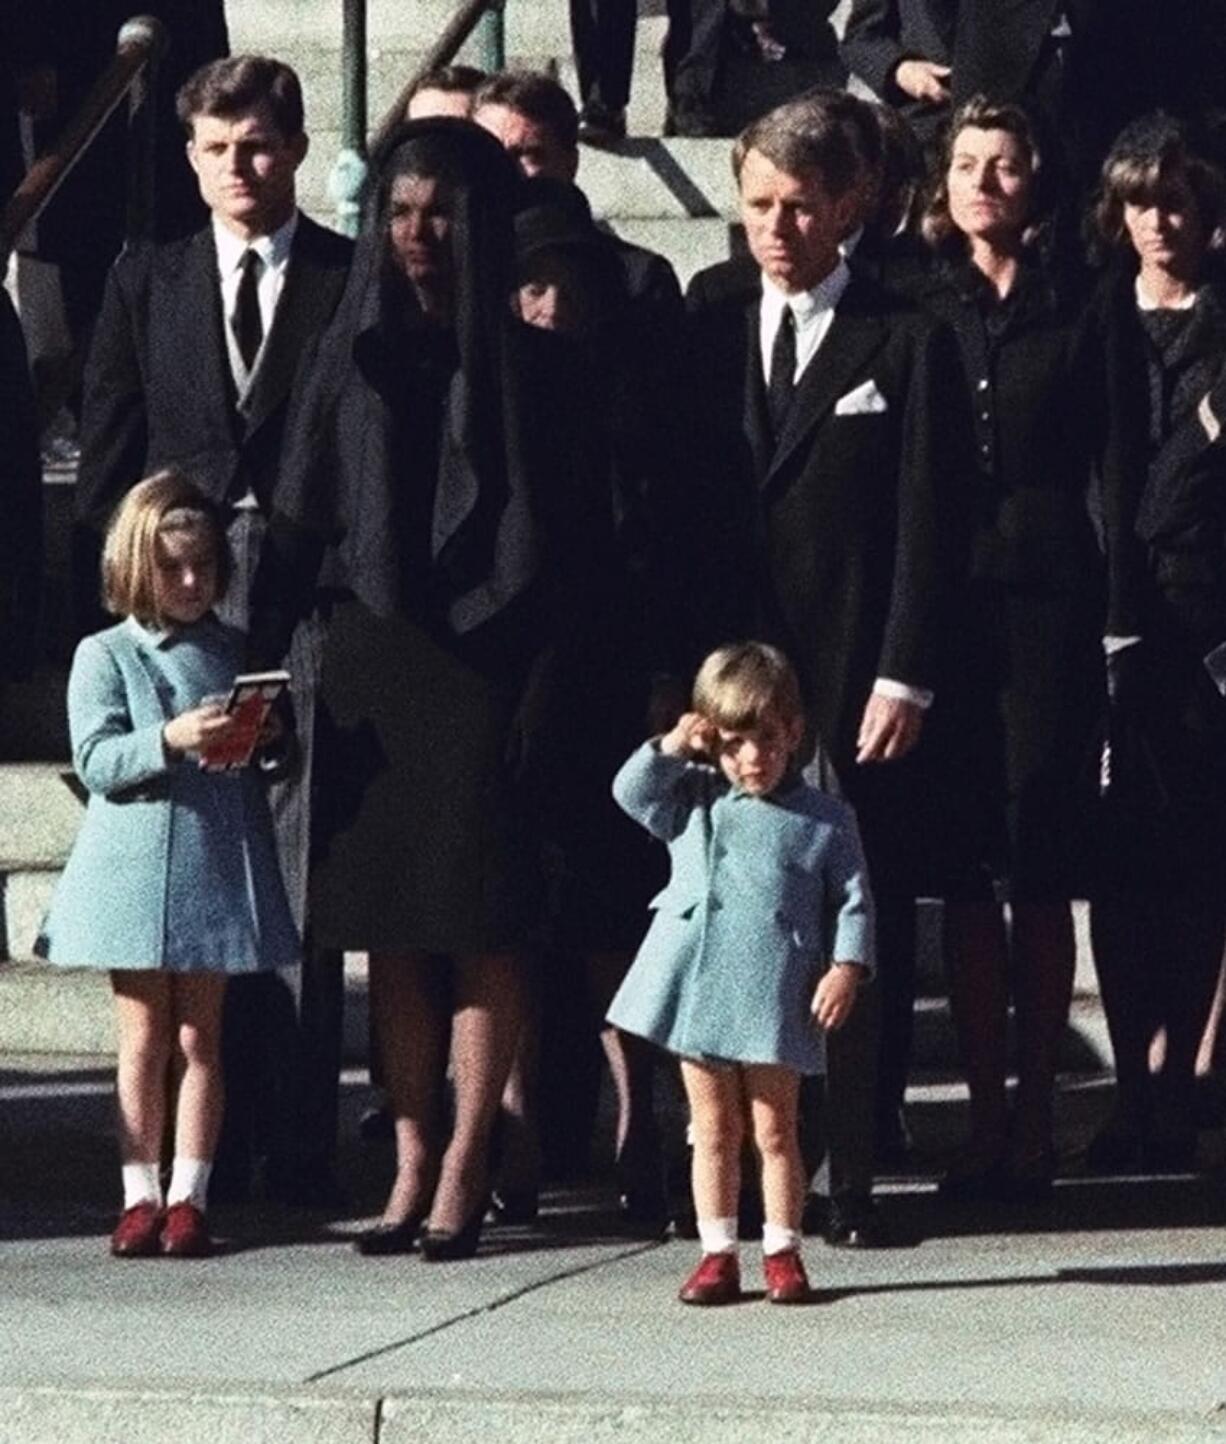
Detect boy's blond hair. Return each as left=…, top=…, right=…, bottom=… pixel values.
left=692, top=641, right=805, bottom=732
left=101, top=471, right=231, bottom=627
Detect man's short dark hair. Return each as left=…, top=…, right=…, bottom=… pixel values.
left=176, top=55, right=305, bottom=139
left=732, top=95, right=862, bottom=199
left=408, top=64, right=486, bottom=102
left=473, top=71, right=579, bottom=151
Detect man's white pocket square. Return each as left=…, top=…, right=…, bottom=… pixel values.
left=834, top=379, right=888, bottom=415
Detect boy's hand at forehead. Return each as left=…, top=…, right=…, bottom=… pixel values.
left=659, top=711, right=718, bottom=760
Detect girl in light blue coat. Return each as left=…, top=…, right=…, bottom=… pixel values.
left=39, top=473, right=298, bottom=1259
left=607, top=643, right=874, bottom=1306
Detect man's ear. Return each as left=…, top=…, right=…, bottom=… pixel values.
left=290, top=131, right=309, bottom=169
left=834, top=186, right=863, bottom=241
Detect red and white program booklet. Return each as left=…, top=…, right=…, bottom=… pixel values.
left=199, top=670, right=291, bottom=772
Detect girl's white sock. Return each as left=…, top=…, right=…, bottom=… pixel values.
left=696, top=1215, right=739, bottom=1255
left=121, top=1161, right=163, bottom=1211
left=762, top=1222, right=801, bottom=1256
left=166, top=1158, right=212, bottom=1211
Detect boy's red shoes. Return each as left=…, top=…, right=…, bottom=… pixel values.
left=110, top=1202, right=163, bottom=1257
left=763, top=1249, right=812, bottom=1304
left=160, top=1202, right=213, bottom=1258
left=678, top=1251, right=741, bottom=1305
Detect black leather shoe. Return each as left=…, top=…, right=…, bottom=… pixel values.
left=825, top=1194, right=885, bottom=1249
left=353, top=1212, right=425, bottom=1256
left=419, top=1203, right=487, bottom=1262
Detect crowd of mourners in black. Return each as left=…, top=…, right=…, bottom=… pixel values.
left=3, top=0, right=1226, bottom=1269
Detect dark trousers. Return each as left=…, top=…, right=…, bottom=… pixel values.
left=214, top=509, right=343, bottom=1193
left=663, top=0, right=726, bottom=108
left=799, top=753, right=920, bottom=1200
left=570, top=0, right=638, bottom=112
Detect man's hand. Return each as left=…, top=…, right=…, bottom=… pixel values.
left=856, top=692, right=923, bottom=763
left=893, top=58, right=951, bottom=105
left=812, top=963, right=863, bottom=1031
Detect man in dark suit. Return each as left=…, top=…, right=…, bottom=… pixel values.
left=686, top=94, right=953, bottom=1245
left=840, top=0, right=957, bottom=148
left=76, top=55, right=353, bottom=1208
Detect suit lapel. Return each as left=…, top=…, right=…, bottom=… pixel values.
left=170, top=229, right=238, bottom=437
left=740, top=297, right=774, bottom=484
left=764, top=289, right=886, bottom=488
left=242, top=219, right=335, bottom=437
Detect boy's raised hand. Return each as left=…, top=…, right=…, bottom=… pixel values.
left=811, top=962, right=864, bottom=1031
left=659, top=711, right=717, bottom=760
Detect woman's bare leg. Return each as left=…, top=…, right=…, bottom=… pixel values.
left=943, top=900, right=1010, bottom=1164
left=429, top=952, right=524, bottom=1233
left=1010, top=901, right=1075, bottom=1167
left=369, top=951, right=449, bottom=1225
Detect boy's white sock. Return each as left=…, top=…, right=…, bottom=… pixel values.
left=696, top=1216, right=739, bottom=1255
left=762, top=1222, right=801, bottom=1256
left=121, top=1161, right=163, bottom=1211
left=166, top=1158, right=212, bottom=1211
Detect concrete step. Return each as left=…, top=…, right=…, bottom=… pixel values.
left=0, top=953, right=373, bottom=1059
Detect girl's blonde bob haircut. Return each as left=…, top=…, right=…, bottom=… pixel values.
left=101, top=470, right=231, bottom=627
left=692, top=641, right=805, bottom=733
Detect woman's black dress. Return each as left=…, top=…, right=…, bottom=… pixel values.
left=255, top=122, right=619, bottom=955
left=918, top=258, right=1104, bottom=900
left=1095, top=269, right=1226, bottom=893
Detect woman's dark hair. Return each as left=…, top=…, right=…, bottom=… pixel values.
left=921, top=95, right=1051, bottom=254
left=176, top=55, right=304, bottom=139
left=1089, top=111, right=1226, bottom=262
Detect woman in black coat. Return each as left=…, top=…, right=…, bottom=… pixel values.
left=1085, top=113, right=1226, bottom=1173
left=253, top=121, right=618, bottom=1258
left=917, top=97, right=1103, bottom=1199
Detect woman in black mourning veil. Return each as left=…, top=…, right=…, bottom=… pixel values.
left=253, top=119, right=616, bottom=1259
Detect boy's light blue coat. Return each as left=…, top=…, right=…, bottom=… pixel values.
left=38, top=617, right=299, bottom=972
left=606, top=741, right=875, bottom=1074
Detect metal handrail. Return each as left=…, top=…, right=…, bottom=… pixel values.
left=371, top=0, right=505, bottom=153
left=0, top=15, right=167, bottom=260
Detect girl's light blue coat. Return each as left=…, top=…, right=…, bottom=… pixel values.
left=606, top=741, right=875, bottom=1074
left=38, top=617, right=299, bottom=972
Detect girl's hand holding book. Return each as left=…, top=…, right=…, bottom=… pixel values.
left=163, top=702, right=238, bottom=759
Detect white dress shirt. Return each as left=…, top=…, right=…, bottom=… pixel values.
left=756, top=258, right=932, bottom=712
left=213, top=211, right=299, bottom=391
left=758, top=260, right=850, bottom=387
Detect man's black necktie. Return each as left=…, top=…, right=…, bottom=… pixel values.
left=234, top=248, right=264, bottom=372
left=767, top=305, right=796, bottom=436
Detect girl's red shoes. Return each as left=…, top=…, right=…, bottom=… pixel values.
left=678, top=1252, right=741, bottom=1305
left=160, top=1202, right=213, bottom=1257
left=110, top=1202, right=163, bottom=1257
left=763, top=1249, right=811, bottom=1304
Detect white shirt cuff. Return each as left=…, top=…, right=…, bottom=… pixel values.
left=1103, top=635, right=1142, bottom=654
left=873, top=678, right=933, bottom=710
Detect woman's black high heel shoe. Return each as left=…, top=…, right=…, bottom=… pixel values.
left=419, top=1201, right=488, bottom=1262
left=353, top=1209, right=427, bottom=1256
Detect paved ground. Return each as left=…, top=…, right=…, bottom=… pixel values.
left=2, top=1055, right=1225, bottom=1443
